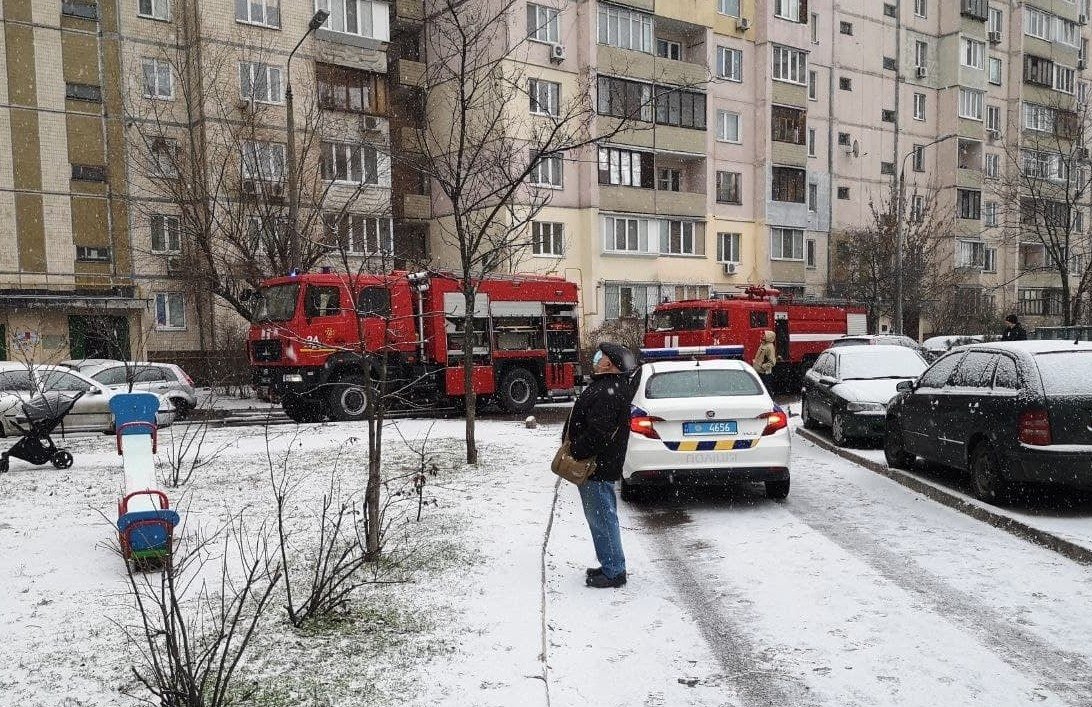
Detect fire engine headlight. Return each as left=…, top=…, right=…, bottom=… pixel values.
left=282, top=373, right=304, bottom=383
left=846, top=402, right=884, bottom=412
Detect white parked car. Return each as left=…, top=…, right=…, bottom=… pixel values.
left=0, top=363, right=175, bottom=435
left=622, top=359, right=791, bottom=501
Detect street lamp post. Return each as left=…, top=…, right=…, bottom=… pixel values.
left=894, top=132, right=957, bottom=335
left=285, top=10, right=330, bottom=272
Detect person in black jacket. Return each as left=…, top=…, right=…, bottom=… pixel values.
left=569, top=342, right=636, bottom=589
left=1001, top=314, right=1028, bottom=341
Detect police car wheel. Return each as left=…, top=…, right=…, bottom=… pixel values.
left=498, top=368, right=537, bottom=415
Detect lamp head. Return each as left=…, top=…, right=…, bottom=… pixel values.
left=309, top=10, right=330, bottom=31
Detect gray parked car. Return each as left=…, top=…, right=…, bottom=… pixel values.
left=80, top=362, right=198, bottom=417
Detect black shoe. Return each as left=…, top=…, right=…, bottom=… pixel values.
left=586, top=571, right=627, bottom=588
left=586, top=567, right=604, bottom=578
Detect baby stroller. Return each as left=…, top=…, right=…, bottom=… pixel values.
left=0, top=391, right=82, bottom=473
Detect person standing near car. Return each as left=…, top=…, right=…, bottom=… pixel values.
left=1001, top=314, right=1027, bottom=341
left=753, top=330, right=778, bottom=390
left=568, top=342, right=635, bottom=589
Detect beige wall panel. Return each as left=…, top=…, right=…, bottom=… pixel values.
left=14, top=192, right=46, bottom=271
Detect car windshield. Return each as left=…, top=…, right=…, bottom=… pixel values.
left=256, top=283, right=300, bottom=322
left=838, top=349, right=927, bottom=380
left=645, top=369, right=762, bottom=398
left=653, top=308, right=708, bottom=331
left=1036, top=351, right=1092, bottom=395
left=830, top=338, right=868, bottom=347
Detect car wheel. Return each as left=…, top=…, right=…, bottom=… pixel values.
left=497, top=368, right=538, bottom=415
left=326, top=375, right=373, bottom=422
left=171, top=398, right=194, bottom=420
left=884, top=423, right=914, bottom=469
left=970, top=442, right=1011, bottom=505
left=765, top=478, right=790, bottom=500
left=831, top=412, right=852, bottom=447
left=801, top=397, right=819, bottom=429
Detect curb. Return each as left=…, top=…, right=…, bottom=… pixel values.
left=795, top=427, right=1092, bottom=566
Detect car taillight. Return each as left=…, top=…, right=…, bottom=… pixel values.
left=630, top=415, right=663, bottom=439
left=1018, top=408, right=1052, bottom=446
left=760, top=410, right=788, bottom=436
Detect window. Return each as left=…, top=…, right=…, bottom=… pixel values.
left=986, top=153, right=1000, bottom=177
left=884, top=4, right=896, bottom=18
left=717, top=47, right=743, bottom=81
left=236, top=0, right=279, bottom=27
left=957, top=240, right=987, bottom=268
left=531, top=221, right=564, bottom=256
left=840, top=21, right=853, bottom=35
left=838, top=132, right=851, bottom=146
left=837, top=186, right=850, bottom=199
left=839, top=77, right=852, bottom=91
left=807, top=128, right=816, bottom=157
left=806, top=182, right=818, bottom=211
left=1023, top=150, right=1052, bottom=178
left=71, top=164, right=106, bottom=181
left=717, top=0, right=740, bottom=16
left=598, top=147, right=653, bottom=187
left=75, top=246, right=111, bottom=262
left=808, top=70, right=817, bottom=100
left=958, top=88, right=983, bottom=120
left=1024, top=55, right=1053, bottom=86
left=657, top=168, right=681, bottom=192
left=1019, top=288, right=1064, bottom=316
left=988, top=57, right=1002, bottom=85
left=65, top=83, right=102, bottom=102
left=914, top=40, right=928, bottom=69
left=596, top=76, right=653, bottom=122
left=986, top=105, right=1001, bottom=132
left=1025, top=6, right=1050, bottom=39
left=984, top=201, right=999, bottom=227
left=1020, top=242, right=1047, bottom=269
left=771, top=227, right=804, bottom=260
left=656, top=39, right=681, bottom=60
left=994, top=355, right=1018, bottom=388
left=530, top=152, right=563, bottom=187
left=316, top=64, right=380, bottom=114
left=62, top=1, right=98, bottom=20
left=1054, top=65, right=1075, bottom=94
left=141, top=58, right=172, bottom=99
left=716, top=110, right=741, bottom=142
left=810, top=12, right=819, bottom=43
left=881, top=109, right=896, bottom=123
left=1024, top=103, right=1055, bottom=132
left=660, top=220, right=703, bottom=256
left=151, top=214, right=181, bottom=253
left=527, top=3, right=560, bottom=42
left=957, top=189, right=981, bottom=220
left=715, top=171, right=742, bottom=204
left=913, top=92, right=926, bottom=120
left=984, top=247, right=997, bottom=272
left=150, top=138, right=178, bottom=178
left=243, top=140, right=286, bottom=181
left=528, top=78, right=560, bottom=116
left=912, top=144, right=924, bottom=172
left=771, top=167, right=805, bottom=203
left=717, top=232, right=741, bottom=263
left=239, top=62, right=283, bottom=104
left=321, top=142, right=382, bottom=184
left=772, top=45, right=807, bottom=85
left=155, top=293, right=186, bottom=329
left=316, top=0, right=384, bottom=39
left=771, top=105, right=805, bottom=144
left=322, top=214, right=394, bottom=255
left=602, top=215, right=648, bottom=253
left=247, top=216, right=286, bottom=257
left=914, top=0, right=926, bottom=17
left=806, top=238, right=817, bottom=268
left=910, top=195, right=925, bottom=222
left=961, top=37, right=984, bottom=69
left=774, top=0, right=802, bottom=22
left=1056, top=18, right=1080, bottom=48
left=883, top=56, right=897, bottom=71
left=596, top=4, right=653, bottom=53
left=988, top=7, right=1002, bottom=34
left=654, top=88, right=707, bottom=129
left=138, top=0, right=169, bottom=20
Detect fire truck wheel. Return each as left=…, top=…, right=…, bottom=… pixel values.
left=497, top=368, right=538, bottom=415
left=327, top=376, right=374, bottom=421
left=282, top=395, right=325, bottom=423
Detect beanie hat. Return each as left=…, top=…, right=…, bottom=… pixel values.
left=598, top=342, right=636, bottom=372
left=1005, top=314, right=1019, bottom=324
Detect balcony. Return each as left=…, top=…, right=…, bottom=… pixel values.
left=599, top=186, right=705, bottom=217
left=597, top=45, right=706, bottom=88
left=399, top=193, right=431, bottom=221
left=394, top=59, right=426, bottom=88
left=393, top=0, right=424, bottom=23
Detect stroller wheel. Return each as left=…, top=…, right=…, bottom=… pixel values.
left=51, top=450, right=74, bottom=469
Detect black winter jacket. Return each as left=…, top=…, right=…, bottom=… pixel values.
left=567, top=372, right=632, bottom=482
left=1002, top=323, right=1027, bottom=341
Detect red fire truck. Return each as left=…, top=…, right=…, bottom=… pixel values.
left=642, top=286, right=868, bottom=381
left=247, top=271, right=580, bottom=422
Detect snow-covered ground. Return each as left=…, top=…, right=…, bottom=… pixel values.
left=3, top=416, right=1092, bottom=706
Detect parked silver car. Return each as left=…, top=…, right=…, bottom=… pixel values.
left=79, top=362, right=198, bottom=417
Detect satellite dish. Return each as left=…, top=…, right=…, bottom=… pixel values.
left=852, top=140, right=860, bottom=158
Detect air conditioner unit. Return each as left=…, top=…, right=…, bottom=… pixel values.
left=549, top=43, right=566, bottom=62
left=915, top=65, right=928, bottom=79
left=1081, top=13, right=1088, bottom=25
left=736, top=17, right=751, bottom=32
left=723, top=262, right=738, bottom=275
left=987, top=128, right=1001, bottom=139
left=361, top=115, right=383, bottom=131
left=988, top=30, right=1001, bottom=44
left=165, top=256, right=182, bottom=274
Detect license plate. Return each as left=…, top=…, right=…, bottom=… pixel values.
left=683, top=421, right=737, bottom=436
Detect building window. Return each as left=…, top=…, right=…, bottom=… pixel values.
left=597, top=76, right=654, bottom=122
left=596, top=4, right=653, bottom=53
left=316, top=0, right=385, bottom=39
left=957, top=240, right=987, bottom=268
left=986, top=153, right=1000, bottom=178
left=62, top=1, right=98, bottom=20
left=771, top=167, right=805, bottom=203
left=247, top=216, right=287, bottom=257
left=957, top=189, right=981, bottom=220
left=317, top=64, right=381, bottom=114
left=806, top=238, right=817, bottom=268
left=65, top=83, right=102, bottom=102
left=528, top=78, right=561, bottom=116
left=807, top=182, right=818, bottom=211
left=141, top=58, right=172, bottom=99
left=807, top=128, right=816, bottom=157
left=1054, top=65, right=1075, bottom=94
left=239, top=62, right=283, bottom=104
left=531, top=221, right=564, bottom=256
left=986, top=104, right=1001, bottom=132
left=808, top=70, right=817, bottom=100
left=984, top=247, right=997, bottom=272
left=138, top=0, right=169, bottom=20
left=914, top=0, right=926, bottom=17
left=322, top=214, right=394, bottom=255
left=912, top=144, right=925, bottom=172
left=883, top=56, right=897, bottom=71
left=880, top=161, right=895, bottom=176
left=529, top=152, right=564, bottom=187
left=883, top=4, right=896, bottom=18
left=1024, top=103, right=1055, bottom=132
left=656, top=39, right=681, bottom=60
left=1023, top=150, right=1052, bottom=179
left=837, top=132, right=850, bottom=146
left=988, top=7, right=1002, bottom=34
left=717, top=47, right=743, bottom=81
left=321, top=142, right=381, bottom=184
left=773, top=0, right=803, bottom=22
left=984, top=202, right=999, bottom=227
left=961, top=37, right=984, bottom=69
left=840, top=21, right=853, bottom=35
left=771, top=227, right=804, bottom=260
left=881, top=109, right=896, bottom=123
left=243, top=140, right=286, bottom=182
left=810, top=12, right=819, bottom=43
left=1018, top=288, right=1064, bottom=316
left=1024, top=55, right=1054, bottom=86
left=839, top=77, right=852, bottom=91
left=913, top=92, right=926, bottom=120
left=837, top=186, right=850, bottom=200
left=772, top=45, right=807, bottom=85
left=151, top=214, right=181, bottom=253
left=71, top=164, right=107, bottom=181
left=717, top=0, right=741, bottom=17
left=910, top=195, right=925, bottom=222
left=654, top=88, right=707, bottom=129
left=657, top=168, right=681, bottom=192
left=958, top=88, right=983, bottom=120
left=716, top=110, right=741, bottom=142
left=717, top=232, right=741, bottom=263
left=660, top=220, right=703, bottom=255
left=914, top=40, right=928, bottom=69
left=602, top=215, right=647, bottom=253
left=75, top=246, right=112, bottom=262
left=598, top=147, right=653, bottom=187
left=771, top=105, right=805, bottom=144
left=1057, top=18, right=1080, bottom=48
left=155, top=293, right=186, bottom=330
left=235, top=0, right=279, bottom=27
left=715, top=171, right=742, bottom=204
left=987, top=57, right=1002, bottom=85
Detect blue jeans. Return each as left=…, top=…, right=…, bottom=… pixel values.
left=578, top=478, right=626, bottom=579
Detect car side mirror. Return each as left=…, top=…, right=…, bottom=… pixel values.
left=896, top=380, right=915, bottom=393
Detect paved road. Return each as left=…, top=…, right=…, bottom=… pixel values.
left=625, top=431, right=1092, bottom=706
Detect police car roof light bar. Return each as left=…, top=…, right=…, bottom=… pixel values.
left=639, top=345, right=744, bottom=361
